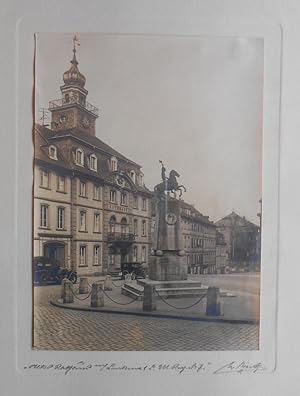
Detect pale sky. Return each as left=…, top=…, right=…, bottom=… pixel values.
left=35, top=33, right=263, bottom=224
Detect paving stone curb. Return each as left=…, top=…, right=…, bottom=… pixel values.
left=50, top=299, right=259, bottom=325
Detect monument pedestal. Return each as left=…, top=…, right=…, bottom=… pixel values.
left=149, top=252, right=187, bottom=281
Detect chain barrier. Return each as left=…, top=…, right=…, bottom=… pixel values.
left=154, top=289, right=207, bottom=310
left=87, top=281, right=94, bottom=289
left=111, top=279, right=124, bottom=288
left=86, top=279, right=124, bottom=289
left=102, top=287, right=144, bottom=306
left=69, top=284, right=92, bottom=301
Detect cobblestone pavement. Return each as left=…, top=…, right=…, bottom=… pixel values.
left=34, top=303, right=259, bottom=351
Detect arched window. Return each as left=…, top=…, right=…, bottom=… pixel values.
left=121, top=217, right=127, bottom=235
left=110, top=156, right=118, bottom=171
left=109, top=216, right=116, bottom=234
left=90, top=154, right=97, bottom=171
left=64, top=93, right=70, bottom=103
left=76, top=148, right=84, bottom=166
left=49, top=145, right=57, bottom=160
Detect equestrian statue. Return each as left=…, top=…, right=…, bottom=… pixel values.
left=154, top=160, right=186, bottom=200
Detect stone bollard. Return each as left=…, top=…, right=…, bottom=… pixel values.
left=62, top=279, right=74, bottom=304
left=124, top=273, right=132, bottom=284
left=79, top=277, right=89, bottom=294
left=206, top=287, right=221, bottom=316
left=104, top=275, right=113, bottom=291
left=91, top=282, right=104, bottom=308
left=143, top=284, right=156, bottom=312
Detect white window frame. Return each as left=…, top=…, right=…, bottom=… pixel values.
left=40, top=204, right=49, bottom=228
left=79, top=211, right=86, bottom=232
left=57, top=207, right=65, bottom=230
left=130, top=170, right=136, bottom=183
left=90, top=154, right=97, bottom=171
left=133, top=219, right=138, bottom=235
left=94, top=212, right=101, bottom=233
left=142, top=220, right=147, bottom=236
left=142, top=198, right=147, bottom=211
left=93, top=245, right=100, bottom=266
left=109, top=217, right=116, bottom=233
left=139, top=172, right=144, bottom=186
left=57, top=175, right=65, bottom=192
left=133, top=195, right=138, bottom=209
left=110, top=190, right=116, bottom=203
left=76, top=148, right=84, bottom=166
left=141, top=246, right=146, bottom=262
left=133, top=246, right=138, bottom=262
left=110, top=156, right=118, bottom=171
left=93, top=185, right=101, bottom=200
left=79, top=245, right=87, bottom=266
left=121, top=192, right=127, bottom=206
left=49, top=145, right=58, bottom=160
left=40, top=169, right=50, bottom=189
left=79, top=181, right=86, bottom=197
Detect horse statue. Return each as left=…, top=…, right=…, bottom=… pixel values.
left=154, top=160, right=186, bottom=199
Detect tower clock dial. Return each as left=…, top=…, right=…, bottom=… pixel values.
left=59, top=114, right=68, bottom=124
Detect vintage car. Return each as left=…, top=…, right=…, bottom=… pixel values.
left=120, top=261, right=147, bottom=279
left=33, top=256, right=77, bottom=285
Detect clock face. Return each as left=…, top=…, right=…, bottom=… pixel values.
left=82, top=116, right=91, bottom=128
left=59, top=114, right=68, bottom=124
left=115, top=175, right=125, bottom=187
left=165, top=212, right=177, bottom=225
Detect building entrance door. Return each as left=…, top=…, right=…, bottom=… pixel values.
left=44, top=242, right=66, bottom=266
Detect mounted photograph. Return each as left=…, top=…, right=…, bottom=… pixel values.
left=33, top=33, right=263, bottom=351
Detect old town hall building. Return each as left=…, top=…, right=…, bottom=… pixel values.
left=33, top=43, right=152, bottom=276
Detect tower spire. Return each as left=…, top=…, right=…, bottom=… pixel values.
left=71, top=34, right=80, bottom=65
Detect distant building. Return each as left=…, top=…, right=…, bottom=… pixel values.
left=179, top=201, right=216, bottom=274
left=33, top=43, right=152, bottom=276
left=216, top=231, right=228, bottom=273
left=215, top=211, right=260, bottom=271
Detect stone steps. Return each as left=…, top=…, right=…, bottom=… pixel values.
left=121, top=281, right=235, bottom=300
left=137, top=279, right=202, bottom=289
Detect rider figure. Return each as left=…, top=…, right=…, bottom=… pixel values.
left=159, top=160, right=167, bottom=183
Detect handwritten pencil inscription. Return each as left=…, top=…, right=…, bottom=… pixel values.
left=23, top=360, right=267, bottom=375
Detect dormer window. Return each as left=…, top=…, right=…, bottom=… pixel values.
left=139, top=172, right=144, bottom=186
left=110, top=156, right=118, bottom=172
left=76, top=148, right=84, bottom=166
left=49, top=145, right=57, bottom=160
left=130, top=170, right=136, bottom=183
left=90, top=154, right=97, bottom=171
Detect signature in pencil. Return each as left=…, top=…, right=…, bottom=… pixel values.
left=213, top=361, right=266, bottom=374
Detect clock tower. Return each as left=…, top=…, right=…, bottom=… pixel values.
left=49, top=35, right=98, bottom=135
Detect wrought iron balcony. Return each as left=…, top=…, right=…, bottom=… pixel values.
left=107, top=232, right=135, bottom=243
left=49, top=97, right=99, bottom=117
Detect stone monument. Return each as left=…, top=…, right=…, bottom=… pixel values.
left=150, top=161, right=187, bottom=281
left=122, top=161, right=205, bottom=301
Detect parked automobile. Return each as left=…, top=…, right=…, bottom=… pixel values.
left=33, top=256, right=77, bottom=285
left=119, top=261, right=147, bottom=279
